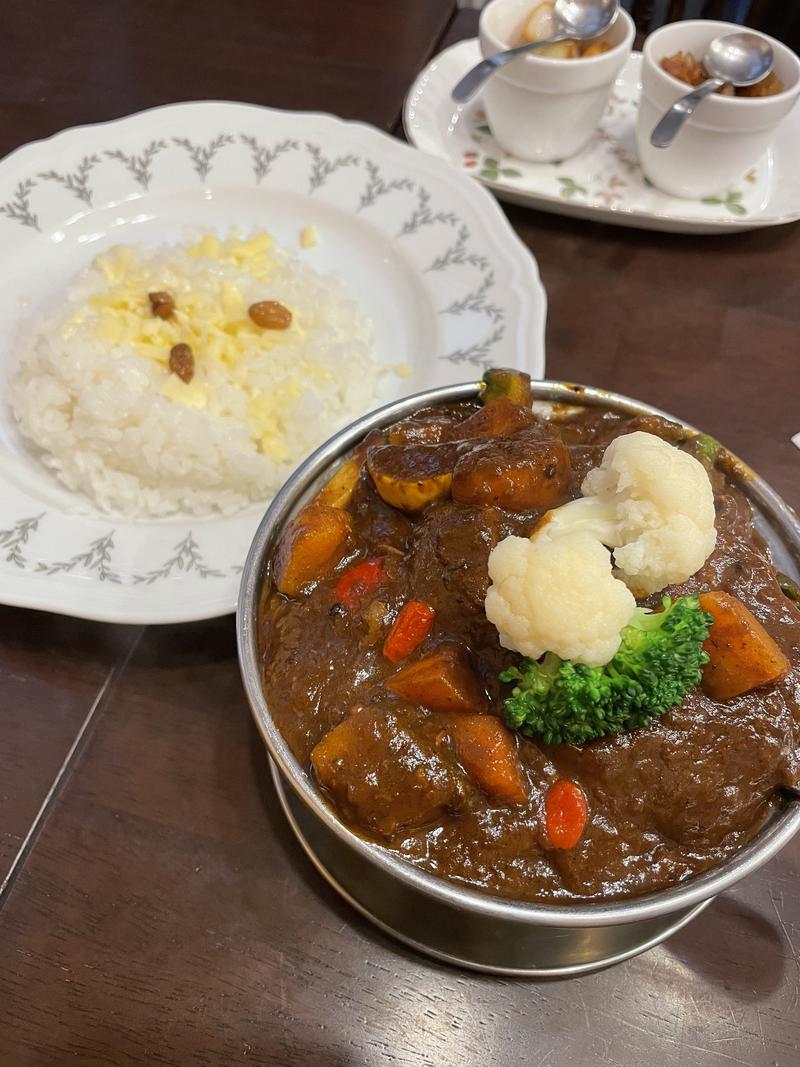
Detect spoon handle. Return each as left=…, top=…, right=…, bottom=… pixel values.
left=451, top=35, right=568, bottom=104
left=650, top=78, right=726, bottom=149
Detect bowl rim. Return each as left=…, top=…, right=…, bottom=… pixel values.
left=479, top=0, right=635, bottom=70
left=643, top=19, right=800, bottom=107
left=237, top=379, right=800, bottom=928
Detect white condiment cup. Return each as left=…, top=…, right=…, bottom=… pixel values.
left=477, top=0, right=635, bottom=163
left=636, top=20, right=800, bottom=200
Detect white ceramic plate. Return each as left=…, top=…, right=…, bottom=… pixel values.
left=0, top=101, right=546, bottom=624
left=405, top=42, right=800, bottom=234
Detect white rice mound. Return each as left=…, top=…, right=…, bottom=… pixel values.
left=9, top=234, right=383, bottom=518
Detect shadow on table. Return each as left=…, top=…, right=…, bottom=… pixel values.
left=246, top=716, right=377, bottom=933
left=662, top=892, right=788, bottom=1001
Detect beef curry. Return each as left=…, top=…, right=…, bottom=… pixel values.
left=260, top=374, right=800, bottom=904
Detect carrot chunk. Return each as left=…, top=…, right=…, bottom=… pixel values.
left=545, top=780, right=587, bottom=850
left=334, top=558, right=385, bottom=610
left=273, top=505, right=351, bottom=597
left=446, top=714, right=527, bottom=805
left=383, top=601, right=435, bottom=662
left=386, top=644, right=488, bottom=714
left=699, top=591, right=790, bottom=701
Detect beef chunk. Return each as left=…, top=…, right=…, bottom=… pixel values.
left=311, top=706, right=466, bottom=837
left=409, top=501, right=509, bottom=614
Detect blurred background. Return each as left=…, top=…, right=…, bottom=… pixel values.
left=457, top=0, right=800, bottom=49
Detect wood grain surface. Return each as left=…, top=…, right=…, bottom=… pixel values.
left=1, top=2, right=799, bottom=1065
left=0, top=609, right=141, bottom=889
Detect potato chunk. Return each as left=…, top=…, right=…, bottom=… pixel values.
left=367, top=442, right=458, bottom=513
left=446, top=714, right=527, bottom=805
left=315, top=453, right=363, bottom=509
left=452, top=429, right=571, bottom=510
left=699, top=591, right=790, bottom=701
left=311, top=707, right=463, bottom=836
left=386, top=644, right=488, bottom=714
left=273, top=504, right=351, bottom=597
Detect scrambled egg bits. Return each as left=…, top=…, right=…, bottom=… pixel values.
left=60, top=232, right=313, bottom=461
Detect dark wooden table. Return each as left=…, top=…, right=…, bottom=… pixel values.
left=1, top=3, right=799, bottom=1064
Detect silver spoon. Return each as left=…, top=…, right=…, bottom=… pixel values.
left=451, top=0, right=618, bottom=104
left=650, top=32, right=774, bottom=149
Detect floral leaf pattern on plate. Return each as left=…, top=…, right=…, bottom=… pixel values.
left=358, top=161, right=414, bottom=211
left=0, top=513, right=44, bottom=568
left=558, top=176, right=587, bottom=200
left=38, top=155, right=100, bottom=206
left=397, top=187, right=458, bottom=237
left=702, top=191, right=747, bottom=216
left=443, top=322, right=505, bottom=368
left=441, top=271, right=502, bottom=322
left=305, top=143, right=360, bottom=193
left=105, top=140, right=167, bottom=191
left=36, top=532, right=121, bottom=583
left=478, top=157, right=523, bottom=182
left=5, top=515, right=228, bottom=587
left=133, top=533, right=225, bottom=584
left=172, top=134, right=236, bottom=181
left=0, top=180, right=39, bottom=230
left=239, top=135, right=299, bottom=183
left=426, top=223, right=490, bottom=273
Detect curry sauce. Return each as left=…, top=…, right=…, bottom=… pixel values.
left=260, top=398, right=800, bottom=903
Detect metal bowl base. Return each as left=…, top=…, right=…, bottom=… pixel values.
left=243, top=382, right=800, bottom=976
left=270, top=762, right=711, bottom=977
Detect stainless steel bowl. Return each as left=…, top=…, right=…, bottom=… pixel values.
left=237, top=380, right=800, bottom=976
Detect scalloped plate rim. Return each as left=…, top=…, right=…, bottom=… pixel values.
left=0, top=99, right=546, bottom=624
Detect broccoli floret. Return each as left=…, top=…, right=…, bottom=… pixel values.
left=500, top=595, right=712, bottom=745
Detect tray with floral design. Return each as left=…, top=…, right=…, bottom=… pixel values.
left=0, top=101, right=545, bottom=624
left=404, top=41, right=800, bottom=234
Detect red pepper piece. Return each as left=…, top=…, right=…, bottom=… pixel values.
left=545, top=779, right=587, bottom=850
left=333, top=558, right=385, bottom=610
left=383, top=601, right=435, bottom=663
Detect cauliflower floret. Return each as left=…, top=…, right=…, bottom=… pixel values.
left=546, top=431, right=716, bottom=594
left=485, top=530, right=636, bottom=667
left=484, top=430, right=717, bottom=667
